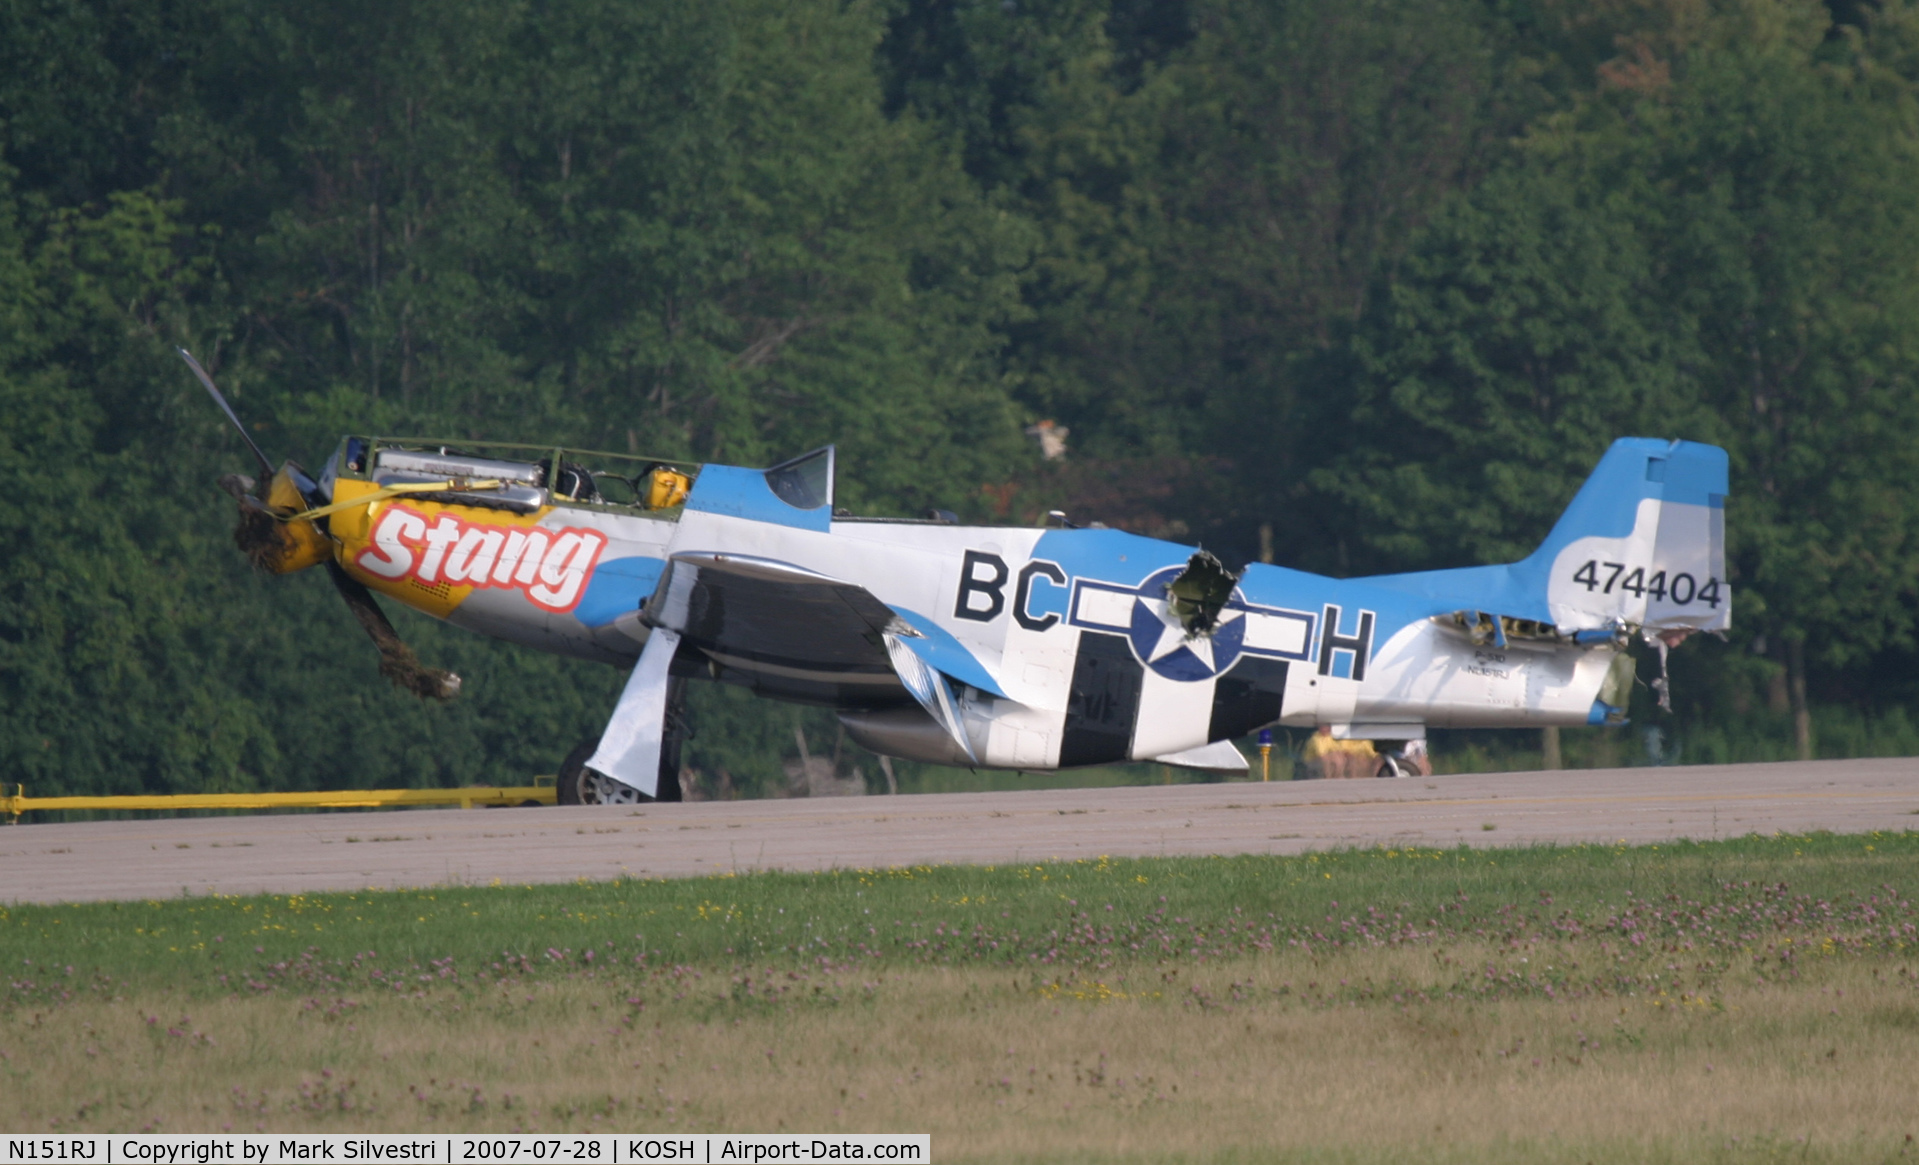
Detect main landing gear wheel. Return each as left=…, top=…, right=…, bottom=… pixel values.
left=582, top=771, right=646, bottom=804
left=554, top=680, right=688, bottom=805
left=552, top=744, right=633, bottom=806
left=557, top=741, right=646, bottom=805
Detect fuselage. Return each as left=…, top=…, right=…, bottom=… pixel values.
left=319, top=440, right=1625, bottom=770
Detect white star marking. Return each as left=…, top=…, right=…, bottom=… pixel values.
left=1138, top=597, right=1246, bottom=675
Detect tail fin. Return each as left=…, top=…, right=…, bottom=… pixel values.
left=1527, top=438, right=1728, bottom=634
left=1359, top=438, right=1729, bottom=636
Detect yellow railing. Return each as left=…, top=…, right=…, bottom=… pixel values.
left=4, top=781, right=557, bottom=823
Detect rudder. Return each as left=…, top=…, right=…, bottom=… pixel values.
left=1525, top=438, right=1729, bottom=635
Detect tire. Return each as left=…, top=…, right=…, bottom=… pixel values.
left=555, top=739, right=660, bottom=806
left=556, top=679, right=689, bottom=806
left=580, top=771, right=647, bottom=805
left=655, top=678, right=688, bottom=803
left=556, top=741, right=594, bottom=805
left=1375, top=756, right=1403, bottom=779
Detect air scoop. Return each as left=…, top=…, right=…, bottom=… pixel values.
left=1164, top=550, right=1239, bottom=637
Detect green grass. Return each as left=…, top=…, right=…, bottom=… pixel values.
left=5, top=831, right=1913, bottom=999
left=6, top=834, right=1919, bottom=1156
left=894, top=762, right=1235, bottom=794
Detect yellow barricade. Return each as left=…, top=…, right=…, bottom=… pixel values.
left=4, top=782, right=556, bottom=823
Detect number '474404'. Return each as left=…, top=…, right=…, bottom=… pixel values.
left=1571, top=560, right=1723, bottom=607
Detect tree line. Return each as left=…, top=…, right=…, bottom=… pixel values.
left=4, top=0, right=1917, bottom=796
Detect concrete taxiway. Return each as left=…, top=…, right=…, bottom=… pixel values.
left=3, top=756, right=1915, bottom=904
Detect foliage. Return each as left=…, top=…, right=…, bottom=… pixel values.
left=3, top=0, right=1918, bottom=794
left=1320, top=7, right=1919, bottom=656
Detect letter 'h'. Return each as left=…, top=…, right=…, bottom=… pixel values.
left=1317, top=604, right=1375, bottom=681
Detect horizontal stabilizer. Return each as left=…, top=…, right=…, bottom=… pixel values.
left=1330, top=722, right=1425, bottom=741
left=1154, top=740, right=1248, bottom=773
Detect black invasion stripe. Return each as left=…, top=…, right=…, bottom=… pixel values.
left=1060, top=631, right=1143, bottom=767
left=1208, top=656, right=1288, bottom=742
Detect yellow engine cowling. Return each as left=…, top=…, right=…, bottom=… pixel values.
left=244, top=464, right=332, bottom=574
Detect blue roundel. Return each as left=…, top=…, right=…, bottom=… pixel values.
left=1124, top=566, right=1246, bottom=682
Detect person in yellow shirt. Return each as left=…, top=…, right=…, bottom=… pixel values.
left=1298, top=725, right=1377, bottom=780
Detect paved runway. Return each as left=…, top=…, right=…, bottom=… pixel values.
left=4, top=757, right=1916, bottom=904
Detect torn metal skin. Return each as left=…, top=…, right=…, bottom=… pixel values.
left=1435, top=610, right=1691, bottom=716
left=1436, top=609, right=1630, bottom=650
left=1164, top=551, right=1239, bottom=637
left=1645, top=626, right=1694, bottom=713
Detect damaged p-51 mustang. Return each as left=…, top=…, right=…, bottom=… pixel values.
left=185, top=350, right=1728, bottom=801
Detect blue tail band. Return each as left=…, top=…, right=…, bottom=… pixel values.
left=1357, top=438, right=1728, bottom=621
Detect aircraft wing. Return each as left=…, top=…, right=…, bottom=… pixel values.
left=648, top=552, right=914, bottom=706
left=589, top=552, right=997, bottom=793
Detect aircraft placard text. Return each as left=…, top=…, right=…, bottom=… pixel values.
left=1569, top=560, right=1724, bottom=607
left=355, top=503, right=607, bottom=614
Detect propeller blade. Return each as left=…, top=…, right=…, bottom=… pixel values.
left=325, top=562, right=462, bottom=701
left=177, top=347, right=274, bottom=480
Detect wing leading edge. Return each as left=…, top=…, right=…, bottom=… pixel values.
left=588, top=552, right=1008, bottom=791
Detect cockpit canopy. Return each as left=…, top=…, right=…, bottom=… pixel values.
left=763, top=447, right=834, bottom=512
left=326, top=438, right=840, bottom=523
left=328, top=436, right=700, bottom=516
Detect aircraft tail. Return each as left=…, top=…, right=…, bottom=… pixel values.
left=1525, top=438, right=1728, bottom=635
left=1362, top=438, right=1730, bottom=637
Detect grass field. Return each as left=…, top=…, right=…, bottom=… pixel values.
left=5, top=833, right=1918, bottom=1161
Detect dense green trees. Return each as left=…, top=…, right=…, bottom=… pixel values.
left=3, top=0, right=1917, bottom=794
left=1318, top=4, right=1919, bottom=752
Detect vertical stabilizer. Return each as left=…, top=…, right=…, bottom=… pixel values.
left=1357, top=438, right=1729, bottom=638
left=1528, top=439, right=1728, bottom=635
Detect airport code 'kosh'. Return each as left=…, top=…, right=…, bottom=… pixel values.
left=2, top=1136, right=930, bottom=1164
